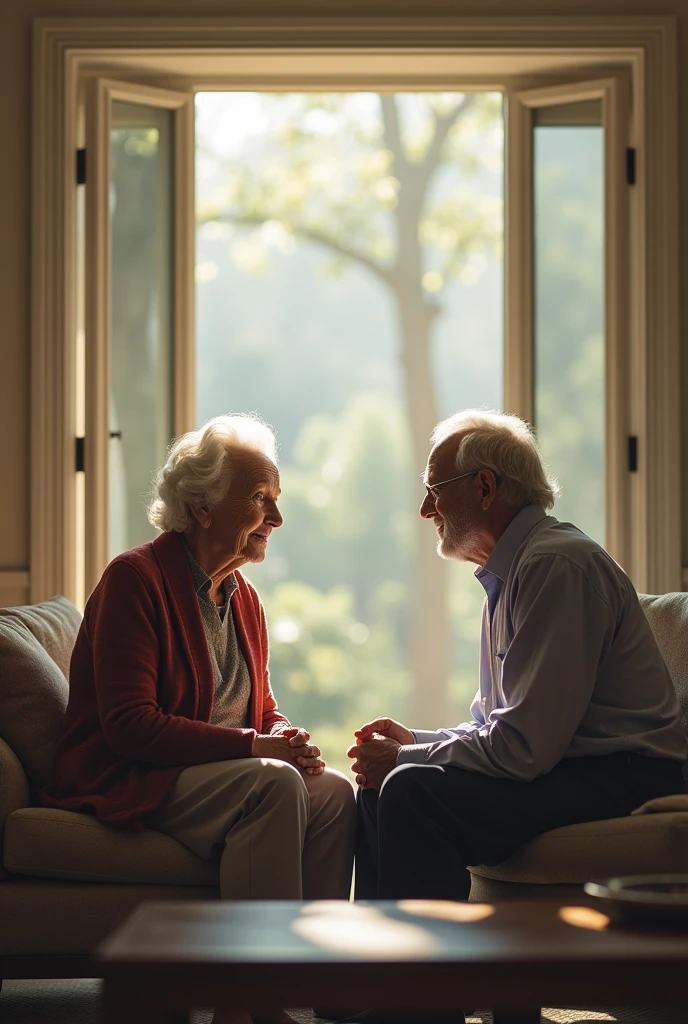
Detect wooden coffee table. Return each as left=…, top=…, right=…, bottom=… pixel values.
left=97, top=898, right=688, bottom=1024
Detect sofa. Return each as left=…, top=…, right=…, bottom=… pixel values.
left=1, top=593, right=688, bottom=985
left=0, top=597, right=220, bottom=986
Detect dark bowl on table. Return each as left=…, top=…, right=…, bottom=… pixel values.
left=585, top=874, right=688, bottom=927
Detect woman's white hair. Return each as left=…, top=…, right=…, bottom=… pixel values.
left=147, top=414, right=278, bottom=533
left=431, top=409, right=559, bottom=511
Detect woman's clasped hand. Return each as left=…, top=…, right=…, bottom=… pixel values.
left=252, top=727, right=325, bottom=775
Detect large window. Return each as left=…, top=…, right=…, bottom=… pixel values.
left=195, top=91, right=503, bottom=770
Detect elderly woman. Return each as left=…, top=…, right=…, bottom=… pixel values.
left=44, top=415, right=355, bottom=917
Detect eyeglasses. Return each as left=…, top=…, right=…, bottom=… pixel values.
left=423, top=470, right=478, bottom=503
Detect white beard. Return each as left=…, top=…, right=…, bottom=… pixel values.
left=437, top=511, right=480, bottom=562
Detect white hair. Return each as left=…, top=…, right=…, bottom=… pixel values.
left=147, top=414, right=278, bottom=532
left=431, top=409, right=559, bottom=511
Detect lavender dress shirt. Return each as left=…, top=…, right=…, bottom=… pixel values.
left=397, top=505, right=687, bottom=780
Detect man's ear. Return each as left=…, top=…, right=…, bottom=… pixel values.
left=190, top=505, right=212, bottom=529
left=479, top=470, right=497, bottom=510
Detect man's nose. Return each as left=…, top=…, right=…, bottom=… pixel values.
left=420, top=493, right=436, bottom=519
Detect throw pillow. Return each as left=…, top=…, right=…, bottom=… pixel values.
left=0, top=596, right=82, bottom=793
left=639, top=592, right=688, bottom=729
left=639, top=591, right=688, bottom=792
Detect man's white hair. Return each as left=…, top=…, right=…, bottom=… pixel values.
left=147, top=414, right=278, bottom=533
left=431, top=409, right=559, bottom=511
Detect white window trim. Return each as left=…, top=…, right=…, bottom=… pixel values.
left=31, top=16, right=681, bottom=603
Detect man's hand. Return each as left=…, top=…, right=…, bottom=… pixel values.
left=253, top=729, right=325, bottom=775
left=354, top=717, right=415, bottom=746
left=347, top=735, right=401, bottom=790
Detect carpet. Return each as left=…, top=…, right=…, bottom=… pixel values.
left=1, top=981, right=687, bottom=1024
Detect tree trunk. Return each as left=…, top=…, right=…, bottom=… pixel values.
left=394, top=287, right=451, bottom=729
left=380, top=95, right=457, bottom=728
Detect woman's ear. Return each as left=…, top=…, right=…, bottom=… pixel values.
left=190, top=505, right=212, bottom=529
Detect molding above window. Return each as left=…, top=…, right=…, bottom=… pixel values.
left=31, top=15, right=681, bottom=602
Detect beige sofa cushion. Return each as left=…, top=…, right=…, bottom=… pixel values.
left=0, top=596, right=81, bottom=792
left=0, top=736, right=30, bottom=881
left=469, top=811, right=688, bottom=884
left=4, top=807, right=219, bottom=886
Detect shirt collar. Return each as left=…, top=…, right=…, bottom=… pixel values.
left=180, top=535, right=238, bottom=601
left=477, top=504, right=548, bottom=583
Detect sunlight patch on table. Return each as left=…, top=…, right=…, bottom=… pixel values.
left=558, top=906, right=610, bottom=931
left=291, top=901, right=441, bottom=958
left=398, top=900, right=495, bottom=923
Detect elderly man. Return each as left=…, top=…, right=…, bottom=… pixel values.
left=349, top=409, right=687, bottom=901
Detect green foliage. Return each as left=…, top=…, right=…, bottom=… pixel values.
left=112, top=127, right=160, bottom=157
left=247, top=391, right=412, bottom=623
left=198, top=92, right=502, bottom=296
left=262, top=579, right=411, bottom=774
left=420, top=193, right=500, bottom=285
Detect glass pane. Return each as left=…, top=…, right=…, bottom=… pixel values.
left=196, top=92, right=504, bottom=773
left=533, top=99, right=605, bottom=544
left=109, top=101, right=174, bottom=561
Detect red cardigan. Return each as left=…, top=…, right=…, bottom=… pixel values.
left=41, top=531, right=291, bottom=828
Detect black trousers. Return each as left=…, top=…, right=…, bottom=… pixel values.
left=355, top=752, right=683, bottom=900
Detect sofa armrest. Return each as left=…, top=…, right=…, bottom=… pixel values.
left=0, top=735, right=30, bottom=879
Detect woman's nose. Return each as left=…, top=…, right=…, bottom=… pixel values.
left=266, top=502, right=283, bottom=527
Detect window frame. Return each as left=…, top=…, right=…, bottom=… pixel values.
left=82, top=77, right=194, bottom=595
left=31, top=16, right=681, bottom=604
left=506, top=74, right=631, bottom=570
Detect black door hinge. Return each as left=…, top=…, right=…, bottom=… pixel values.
left=75, top=436, right=85, bottom=473
left=626, top=147, right=636, bottom=186
left=76, top=148, right=86, bottom=186
left=628, top=436, right=638, bottom=473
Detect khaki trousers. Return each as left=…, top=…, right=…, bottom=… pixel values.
left=148, top=758, right=356, bottom=900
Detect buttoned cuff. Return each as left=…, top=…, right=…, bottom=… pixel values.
left=397, top=742, right=433, bottom=765
left=410, top=729, right=445, bottom=745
